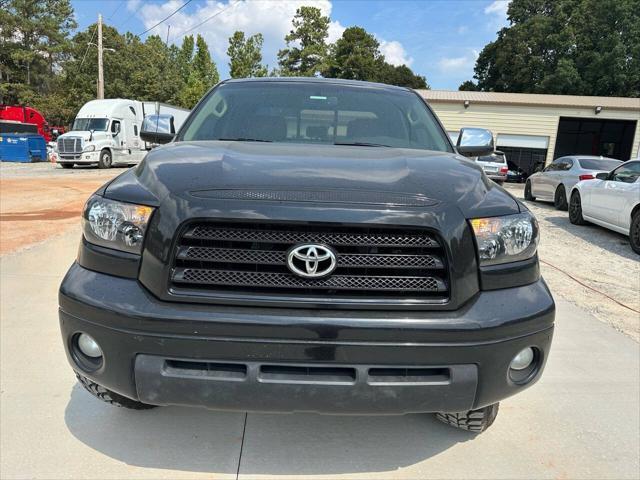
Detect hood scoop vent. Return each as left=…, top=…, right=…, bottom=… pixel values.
left=189, top=188, right=439, bottom=207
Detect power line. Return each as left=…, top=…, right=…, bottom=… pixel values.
left=137, top=0, right=193, bottom=37
left=173, top=0, right=240, bottom=40
left=78, top=23, right=98, bottom=71
left=107, top=0, right=126, bottom=20
left=118, top=1, right=146, bottom=31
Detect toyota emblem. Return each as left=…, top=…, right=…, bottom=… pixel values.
left=286, top=244, right=337, bottom=278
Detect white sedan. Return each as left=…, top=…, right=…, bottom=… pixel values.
left=569, top=160, right=640, bottom=254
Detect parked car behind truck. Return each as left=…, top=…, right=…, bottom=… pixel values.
left=569, top=160, right=640, bottom=254
left=525, top=155, right=622, bottom=210
left=56, top=99, right=189, bottom=168
left=59, top=78, right=554, bottom=434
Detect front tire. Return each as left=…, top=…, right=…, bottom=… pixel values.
left=98, top=149, right=112, bottom=169
left=554, top=185, right=568, bottom=210
left=436, top=403, right=500, bottom=433
left=524, top=181, right=535, bottom=201
left=75, top=372, right=156, bottom=410
left=630, top=211, right=640, bottom=255
left=569, top=191, right=587, bottom=225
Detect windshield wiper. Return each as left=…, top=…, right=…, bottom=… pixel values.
left=334, top=141, right=391, bottom=148
left=216, top=137, right=273, bottom=142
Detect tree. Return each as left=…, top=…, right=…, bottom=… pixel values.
left=324, top=27, right=381, bottom=81
left=277, top=6, right=330, bottom=76
left=227, top=31, right=267, bottom=78
left=323, top=26, right=428, bottom=89
left=467, top=0, right=640, bottom=96
left=458, top=80, right=479, bottom=91
left=0, top=0, right=76, bottom=104
left=376, top=63, right=428, bottom=89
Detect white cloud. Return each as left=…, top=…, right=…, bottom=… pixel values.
left=135, top=0, right=412, bottom=75
left=484, top=0, right=509, bottom=28
left=136, top=0, right=346, bottom=72
left=437, top=50, right=479, bottom=73
left=379, top=39, right=413, bottom=67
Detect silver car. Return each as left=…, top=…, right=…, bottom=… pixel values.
left=524, top=155, right=623, bottom=210
left=475, top=150, right=508, bottom=185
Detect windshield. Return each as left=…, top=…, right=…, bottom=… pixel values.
left=578, top=158, right=622, bottom=170
left=72, top=118, right=109, bottom=131
left=180, top=82, right=453, bottom=152
left=477, top=153, right=505, bottom=163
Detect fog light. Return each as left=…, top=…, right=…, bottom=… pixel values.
left=77, top=333, right=102, bottom=358
left=510, top=347, right=535, bottom=371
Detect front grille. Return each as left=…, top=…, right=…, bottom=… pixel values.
left=57, top=137, right=82, bottom=154
left=170, top=222, right=449, bottom=302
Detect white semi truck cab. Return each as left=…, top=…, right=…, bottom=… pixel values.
left=56, top=99, right=189, bottom=168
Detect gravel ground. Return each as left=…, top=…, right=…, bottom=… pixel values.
left=504, top=183, right=640, bottom=342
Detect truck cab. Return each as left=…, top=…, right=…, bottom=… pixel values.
left=56, top=99, right=188, bottom=169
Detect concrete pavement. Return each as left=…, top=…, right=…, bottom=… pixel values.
left=1, top=227, right=638, bottom=479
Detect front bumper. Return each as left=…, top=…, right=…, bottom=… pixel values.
left=58, top=150, right=99, bottom=164
left=59, top=263, right=554, bottom=414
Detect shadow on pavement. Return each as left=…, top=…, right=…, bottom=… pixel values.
left=64, top=384, right=244, bottom=474
left=545, top=216, right=635, bottom=261
left=65, top=383, right=472, bottom=475
left=237, top=411, right=474, bottom=476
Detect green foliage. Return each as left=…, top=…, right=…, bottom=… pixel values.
left=227, top=31, right=267, bottom=78
left=0, top=0, right=76, bottom=105
left=324, top=26, right=428, bottom=89
left=324, top=27, right=381, bottom=81
left=469, top=0, right=640, bottom=96
left=458, top=80, right=479, bottom=91
left=277, top=6, right=330, bottom=76
left=376, top=63, right=428, bottom=89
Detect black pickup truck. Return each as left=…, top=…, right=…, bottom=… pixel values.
left=59, top=78, right=554, bottom=433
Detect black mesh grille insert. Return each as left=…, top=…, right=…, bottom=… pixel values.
left=170, top=221, right=449, bottom=302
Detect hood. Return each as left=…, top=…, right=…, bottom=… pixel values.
left=107, top=141, right=521, bottom=218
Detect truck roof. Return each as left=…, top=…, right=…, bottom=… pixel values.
left=222, top=77, right=413, bottom=93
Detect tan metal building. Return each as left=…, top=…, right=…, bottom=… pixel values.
left=418, top=90, right=640, bottom=175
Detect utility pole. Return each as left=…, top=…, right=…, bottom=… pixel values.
left=97, top=13, right=104, bottom=99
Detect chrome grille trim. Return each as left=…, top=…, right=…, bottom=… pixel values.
left=57, top=137, right=83, bottom=154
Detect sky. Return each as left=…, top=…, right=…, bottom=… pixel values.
left=70, top=0, right=510, bottom=90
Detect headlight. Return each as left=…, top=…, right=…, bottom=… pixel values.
left=82, top=196, right=154, bottom=254
left=470, top=212, right=539, bottom=266
left=83, top=145, right=95, bottom=152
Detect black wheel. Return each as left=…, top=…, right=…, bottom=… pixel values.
left=436, top=403, right=500, bottom=433
left=554, top=185, right=568, bottom=210
left=98, top=149, right=112, bottom=169
left=630, top=211, right=640, bottom=255
left=569, top=191, right=587, bottom=225
left=75, top=372, right=156, bottom=410
left=59, top=163, right=74, bottom=169
left=524, top=181, right=535, bottom=201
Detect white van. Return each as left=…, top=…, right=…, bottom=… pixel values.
left=56, top=99, right=189, bottom=168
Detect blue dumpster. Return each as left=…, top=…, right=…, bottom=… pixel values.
left=0, top=133, right=47, bottom=162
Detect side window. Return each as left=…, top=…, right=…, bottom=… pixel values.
left=611, top=162, right=640, bottom=183
left=562, top=159, right=573, bottom=170
left=544, top=162, right=558, bottom=172
left=111, top=120, right=121, bottom=134
left=134, top=125, right=138, bottom=136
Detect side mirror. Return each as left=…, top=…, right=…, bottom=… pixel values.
left=456, top=127, right=494, bottom=157
left=596, top=172, right=609, bottom=180
left=141, top=114, right=175, bottom=145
